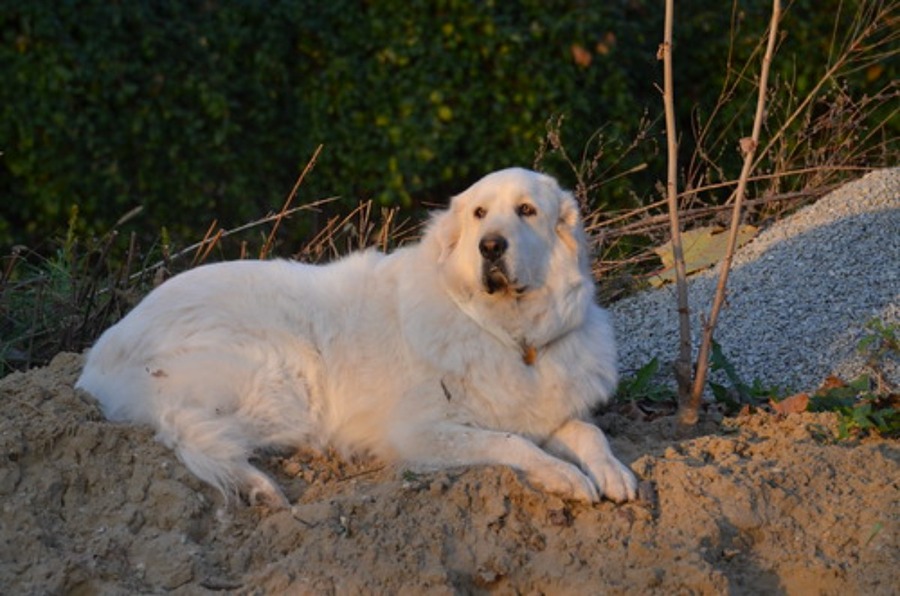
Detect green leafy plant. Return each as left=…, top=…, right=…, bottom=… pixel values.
left=807, top=318, right=899, bottom=439
left=615, top=358, right=676, bottom=404
left=707, top=340, right=784, bottom=412
left=859, top=318, right=899, bottom=378
left=3, top=0, right=895, bottom=256
left=808, top=374, right=899, bottom=439
left=0, top=0, right=641, bottom=250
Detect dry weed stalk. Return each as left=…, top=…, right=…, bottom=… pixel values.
left=536, top=114, right=652, bottom=212
left=594, top=185, right=831, bottom=241
left=752, top=1, right=897, bottom=177
left=261, top=144, right=324, bottom=259
left=133, top=198, right=340, bottom=284
left=659, top=0, right=694, bottom=404
left=675, top=0, right=898, bottom=216
left=680, top=0, right=782, bottom=426
left=294, top=200, right=415, bottom=264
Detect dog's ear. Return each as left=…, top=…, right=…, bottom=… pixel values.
left=555, top=188, right=588, bottom=258
left=428, top=196, right=463, bottom=263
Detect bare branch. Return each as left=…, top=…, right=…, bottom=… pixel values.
left=682, top=0, right=782, bottom=426
left=661, top=0, right=694, bottom=404
left=751, top=1, right=896, bottom=174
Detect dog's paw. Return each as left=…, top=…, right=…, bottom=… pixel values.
left=527, top=461, right=600, bottom=503
left=242, top=468, right=290, bottom=510
left=585, top=456, right=637, bottom=503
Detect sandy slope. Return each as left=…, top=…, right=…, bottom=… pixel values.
left=1, top=352, right=896, bottom=594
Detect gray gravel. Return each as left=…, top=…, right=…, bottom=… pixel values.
left=609, top=167, right=900, bottom=395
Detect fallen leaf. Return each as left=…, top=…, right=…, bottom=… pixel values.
left=770, top=392, right=809, bottom=415
left=596, top=32, right=616, bottom=56
left=866, top=63, right=884, bottom=82
left=650, top=225, right=758, bottom=287
left=818, top=375, right=847, bottom=392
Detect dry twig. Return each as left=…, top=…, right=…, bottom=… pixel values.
left=260, top=144, right=324, bottom=259
left=681, top=0, right=782, bottom=426
left=660, top=0, right=694, bottom=404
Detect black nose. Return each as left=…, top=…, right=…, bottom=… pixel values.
left=479, top=233, right=508, bottom=261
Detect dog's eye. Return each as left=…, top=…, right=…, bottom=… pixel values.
left=473, top=206, right=487, bottom=219
left=516, top=203, right=537, bottom=217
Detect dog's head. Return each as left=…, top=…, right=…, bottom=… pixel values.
left=427, top=168, right=593, bottom=347
left=431, top=167, right=589, bottom=295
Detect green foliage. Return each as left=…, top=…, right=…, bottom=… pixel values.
left=305, top=1, right=636, bottom=206
left=808, top=375, right=899, bottom=439
left=708, top=340, right=784, bottom=411
left=2, top=1, right=321, bottom=246
left=615, top=358, right=676, bottom=404
left=858, top=317, right=899, bottom=362
left=0, top=0, right=639, bottom=248
left=3, top=0, right=895, bottom=253
left=401, top=470, right=422, bottom=483
left=808, top=318, right=899, bottom=439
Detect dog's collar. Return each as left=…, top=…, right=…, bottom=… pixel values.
left=446, top=288, right=540, bottom=366
left=521, top=342, right=538, bottom=366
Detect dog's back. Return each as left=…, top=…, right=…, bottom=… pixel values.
left=77, top=259, right=346, bottom=506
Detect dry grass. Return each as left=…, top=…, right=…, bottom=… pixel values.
left=537, top=1, right=897, bottom=303
left=0, top=157, right=414, bottom=375
left=2, top=1, right=896, bottom=377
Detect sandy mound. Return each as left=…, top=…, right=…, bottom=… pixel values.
left=1, top=352, right=896, bottom=594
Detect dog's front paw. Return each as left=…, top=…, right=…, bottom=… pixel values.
left=586, top=456, right=637, bottom=503
left=527, top=461, right=600, bottom=503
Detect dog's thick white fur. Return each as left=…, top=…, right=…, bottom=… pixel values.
left=77, top=168, right=637, bottom=507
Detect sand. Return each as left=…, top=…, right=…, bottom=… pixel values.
left=1, top=352, right=896, bottom=594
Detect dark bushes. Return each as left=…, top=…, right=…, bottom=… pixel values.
left=1, top=1, right=894, bottom=249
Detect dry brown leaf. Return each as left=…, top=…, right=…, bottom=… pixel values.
left=818, top=375, right=847, bottom=393
left=656, top=42, right=667, bottom=60
left=650, top=224, right=758, bottom=287
left=770, top=392, right=809, bottom=415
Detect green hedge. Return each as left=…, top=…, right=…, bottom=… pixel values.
left=1, top=1, right=643, bottom=246
left=1, top=1, right=894, bottom=249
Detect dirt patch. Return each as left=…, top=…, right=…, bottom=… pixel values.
left=1, top=353, right=897, bottom=594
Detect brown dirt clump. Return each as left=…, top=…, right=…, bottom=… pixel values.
left=1, top=353, right=897, bottom=594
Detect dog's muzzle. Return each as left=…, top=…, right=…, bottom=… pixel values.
left=480, top=233, right=511, bottom=294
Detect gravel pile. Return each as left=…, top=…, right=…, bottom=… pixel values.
left=609, top=167, right=900, bottom=395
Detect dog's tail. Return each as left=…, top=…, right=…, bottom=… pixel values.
left=155, top=407, right=289, bottom=508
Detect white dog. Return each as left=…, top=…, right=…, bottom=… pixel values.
left=77, top=168, right=637, bottom=507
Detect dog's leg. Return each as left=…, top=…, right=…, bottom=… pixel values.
left=236, top=464, right=290, bottom=509
left=156, top=408, right=290, bottom=509
left=175, top=441, right=289, bottom=509
left=393, top=423, right=601, bottom=502
left=542, top=419, right=637, bottom=503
